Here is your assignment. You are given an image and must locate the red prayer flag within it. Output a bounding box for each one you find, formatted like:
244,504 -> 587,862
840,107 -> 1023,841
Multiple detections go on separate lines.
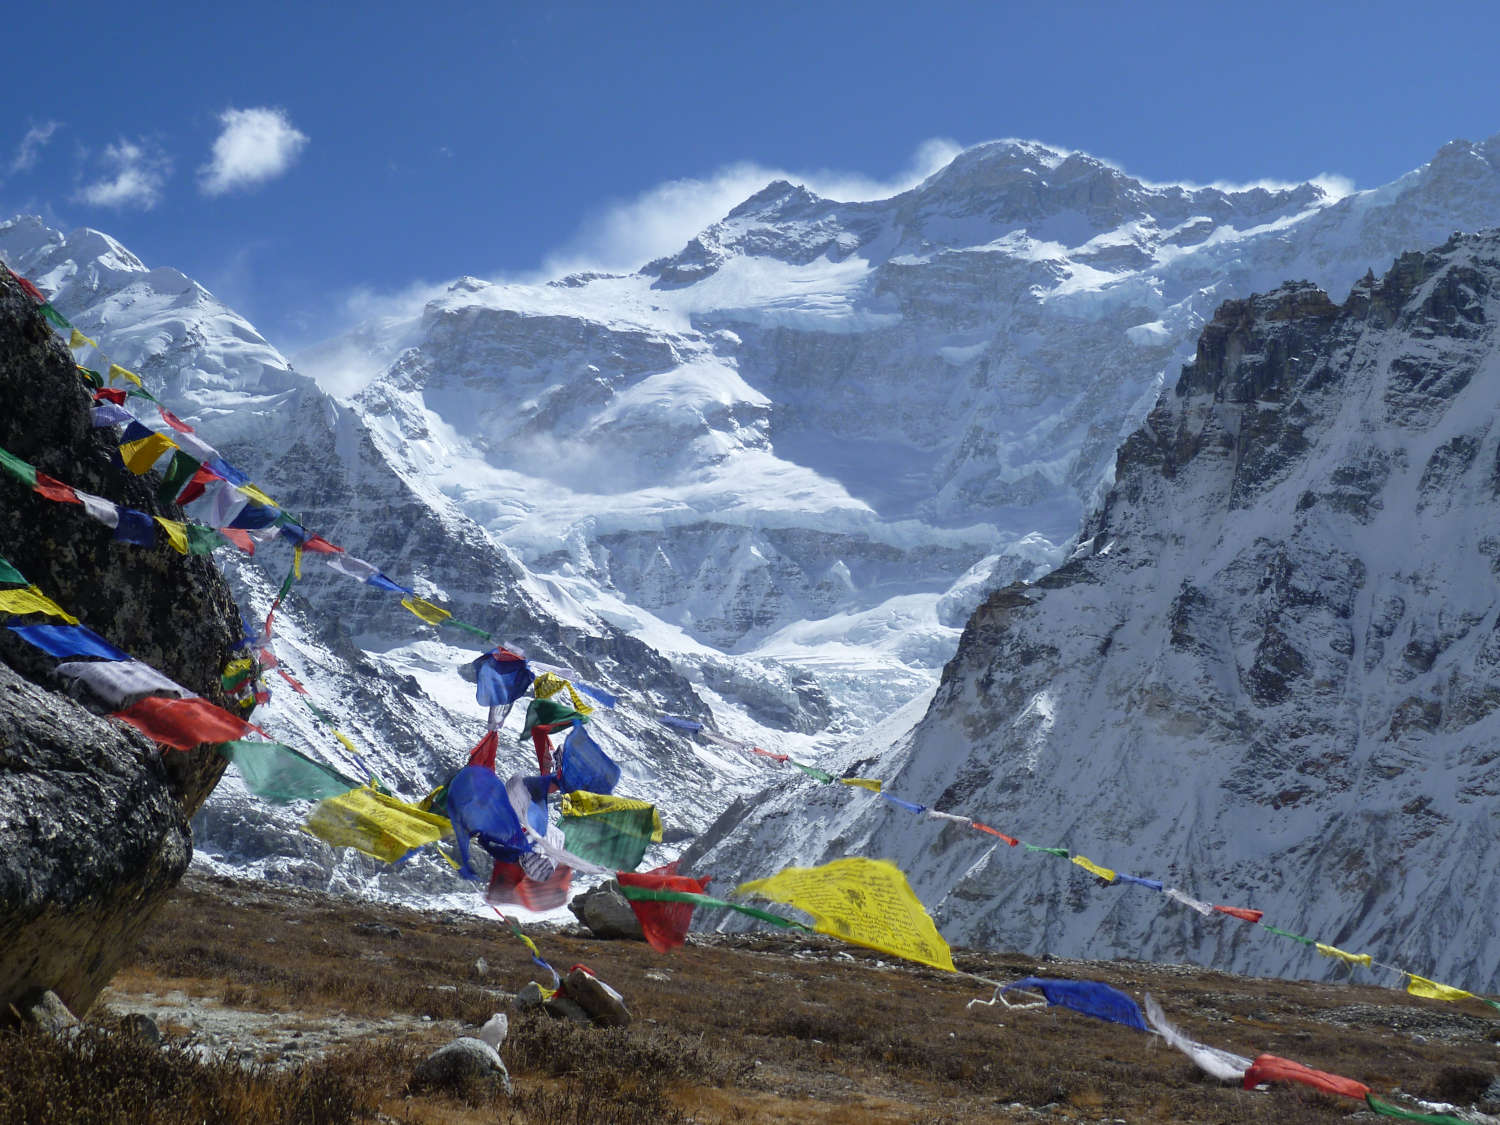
216,526 -> 254,553
14,274 -> 47,303
276,666 -> 309,695
972,821 -> 1020,846
93,387 -> 129,406
111,696 -> 255,750
33,472 -> 81,504
752,746 -> 790,762
301,535 -> 343,554
617,865 -> 712,952
1214,905 -> 1264,923
467,730 -> 498,770
157,405 -> 194,433
487,859 -> 573,911
531,727 -> 554,773
1242,1055 -> 1370,1099
175,465 -> 221,506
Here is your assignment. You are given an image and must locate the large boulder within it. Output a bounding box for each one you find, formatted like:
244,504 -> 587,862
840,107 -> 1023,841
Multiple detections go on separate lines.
0,265 -> 242,1018
567,879 -> 645,941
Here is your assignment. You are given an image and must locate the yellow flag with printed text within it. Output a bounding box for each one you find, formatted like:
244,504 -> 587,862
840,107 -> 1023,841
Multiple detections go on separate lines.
1406,974 -> 1475,1002
737,857 -> 955,972
532,671 -> 594,715
302,786 -> 450,863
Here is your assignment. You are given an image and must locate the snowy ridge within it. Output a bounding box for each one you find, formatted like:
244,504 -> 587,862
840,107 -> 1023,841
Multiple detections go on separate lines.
689,232 -> 1500,992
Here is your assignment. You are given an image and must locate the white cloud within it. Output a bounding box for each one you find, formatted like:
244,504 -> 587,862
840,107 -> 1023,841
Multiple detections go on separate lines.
199,107 -> 308,196
74,139 -> 170,210
9,121 -> 61,175
543,137 -> 963,276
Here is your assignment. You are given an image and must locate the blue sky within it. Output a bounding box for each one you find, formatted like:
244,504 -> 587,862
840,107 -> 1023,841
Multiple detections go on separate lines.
2,0 -> 1496,351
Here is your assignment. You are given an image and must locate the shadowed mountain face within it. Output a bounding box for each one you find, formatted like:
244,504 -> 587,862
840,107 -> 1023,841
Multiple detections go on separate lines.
687,230 -> 1500,993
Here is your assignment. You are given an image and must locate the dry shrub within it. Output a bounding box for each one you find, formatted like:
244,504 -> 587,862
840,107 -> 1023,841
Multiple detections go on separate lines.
505,1009 -> 740,1087
504,1073 -> 690,1125
0,1026 -> 359,1125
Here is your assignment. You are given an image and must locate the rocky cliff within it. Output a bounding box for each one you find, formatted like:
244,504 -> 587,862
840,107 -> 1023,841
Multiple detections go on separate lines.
687,230 -> 1500,993
0,267 -> 243,1017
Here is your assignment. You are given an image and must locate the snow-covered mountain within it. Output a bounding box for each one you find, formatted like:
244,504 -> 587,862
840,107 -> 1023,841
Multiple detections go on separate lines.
688,231 -> 1500,992
4,131 -> 1500,932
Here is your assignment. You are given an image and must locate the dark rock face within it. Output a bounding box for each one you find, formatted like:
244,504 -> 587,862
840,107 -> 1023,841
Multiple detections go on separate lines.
0,268 -> 242,1016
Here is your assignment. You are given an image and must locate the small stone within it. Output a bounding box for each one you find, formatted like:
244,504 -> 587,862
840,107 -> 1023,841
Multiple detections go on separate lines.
119,1012 -> 161,1044
543,996 -> 593,1025
409,1037 -> 512,1097
514,981 -> 548,1011
26,990 -> 78,1035
563,968 -> 631,1028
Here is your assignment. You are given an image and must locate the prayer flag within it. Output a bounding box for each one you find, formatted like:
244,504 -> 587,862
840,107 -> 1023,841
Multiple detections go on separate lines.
840,778 -> 883,792
616,866 -> 713,951
1004,978 -> 1148,1030
156,452 -> 201,506
559,791 -> 661,872
447,766 -> 530,879
324,553 -> 379,582
1165,887 -> 1215,916
1071,855 -> 1116,883
793,761 -> 834,783
401,595 -> 451,626
120,430 -> 176,475
107,363 -> 141,387
1144,995 -> 1251,1081
69,327 -> 96,350
184,524 -> 228,554
0,586 -> 79,623
736,857 -> 955,973
303,787 -> 452,864
0,557 -> 27,588
219,740 -> 359,804
617,882 -> 811,937
39,303 -> 70,331
659,714 -> 702,732
1366,1094 -> 1471,1123
110,695 -> 254,750
157,405 -> 193,432
365,572 -> 412,594
1315,942 -> 1372,968
227,502 -> 279,530
467,730 -> 499,770
55,660 -> 191,708
1404,974 -> 1476,1003
1114,872 -> 1164,890
93,387 -> 128,405
1025,844 -> 1069,857
91,403 -> 135,428
1241,1054 -> 1369,1099
112,509 -> 156,547
204,456 -> 249,486
532,671 -> 594,716
13,273 -> 46,302
176,465 -> 221,507
557,721 -> 620,795
235,483 -> 278,508
33,472 -> 80,504
487,858 -> 573,912
153,517 -> 190,554
1262,923 -> 1316,945
880,792 -> 926,813
518,696 -> 588,739
972,821 -> 1019,845
1213,905 -> 1264,923
0,446 -> 38,487
9,623 -> 129,661
75,490 -> 120,528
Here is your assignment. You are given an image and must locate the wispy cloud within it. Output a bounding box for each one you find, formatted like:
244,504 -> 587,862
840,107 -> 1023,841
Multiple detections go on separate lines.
74,139 -> 171,210
199,107 -> 308,196
542,137 -> 963,276
9,121 -> 61,175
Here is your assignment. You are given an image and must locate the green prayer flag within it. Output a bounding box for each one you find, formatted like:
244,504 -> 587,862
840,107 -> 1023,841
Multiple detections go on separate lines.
39,303 -> 70,331
560,802 -> 660,871
76,366 -> 103,389
184,524 -> 228,555
219,740 -> 359,804
616,885 -> 813,931
0,557 -> 27,588
1024,844 -> 1070,857
445,618 -> 492,639
1262,923 -> 1317,945
792,761 -> 835,783
518,696 -> 588,738
1366,1095 -> 1468,1123
0,445 -> 38,488
277,566 -> 296,599
157,451 -> 201,507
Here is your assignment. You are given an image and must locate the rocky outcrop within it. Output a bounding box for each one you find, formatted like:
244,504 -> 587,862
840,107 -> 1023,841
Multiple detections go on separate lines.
0,266 -> 242,1017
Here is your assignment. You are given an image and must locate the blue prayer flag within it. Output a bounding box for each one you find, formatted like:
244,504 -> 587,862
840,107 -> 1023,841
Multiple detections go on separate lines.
1003,978 -> 1148,1031
112,509 -> 155,546
205,457 -> 250,486
576,682 -> 618,708
8,624 -> 130,662
1115,872 -> 1165,891
446,766 -> 529,880
476,650 -> 534,706
364,572 -> 412,594
880,792 -> 927,814
227,503 -> 279,530
659,714 -> 702,732
558,720 -> 620,795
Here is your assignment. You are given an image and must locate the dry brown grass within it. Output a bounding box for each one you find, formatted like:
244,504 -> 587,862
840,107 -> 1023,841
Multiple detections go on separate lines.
16,871 -> 1495,1124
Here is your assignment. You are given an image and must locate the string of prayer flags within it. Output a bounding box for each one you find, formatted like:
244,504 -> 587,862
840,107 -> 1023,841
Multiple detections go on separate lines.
401,595 -> 451,626
218,740 -> 359,804
616,866 -> 714,951
1404,974 -> 1478,1003
56,660 -> 191,708
0,585 -> 80,623
110,695 -> 255,750
1165,887 -> 1215,916
1214,905 -> 1264,923
736,857 -> 956,973
1241,1054 -> 1370,1099
1003,978 -> 1148,1031
1143,994 -> 1251,1081
1316,942 -> 1373,968
839,777 -> 882,792
445,766 -> 530,879
8,623 -> 129,661
303,786 -> 452,864
617,879 -> 813,946
558,791 -> 662,872
1365,1095 -> 1471,1123
1071,855 -> 1117,883
556,720 -> 620,796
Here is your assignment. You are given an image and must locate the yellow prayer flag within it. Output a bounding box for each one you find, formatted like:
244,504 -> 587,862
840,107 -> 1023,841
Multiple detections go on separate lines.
532,671 -> 594,715
839,777 -> 883,793
153,517 -> 189,554
0,585 -> 80,624
1071,854 -> 1117,883
1316,942 -> 1372,967
120,432 -> 176,474
400,595 -> 452,626
333,729 -> 359,756
301,786 -> 451,864
235,483 -> 278,508
69,328 -> 97,350
1406,974 -> 1475,1002
107,363 -> 142,387
560,791 -> 664,841
737,857 -> 956,973
292,544 -> 304,579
